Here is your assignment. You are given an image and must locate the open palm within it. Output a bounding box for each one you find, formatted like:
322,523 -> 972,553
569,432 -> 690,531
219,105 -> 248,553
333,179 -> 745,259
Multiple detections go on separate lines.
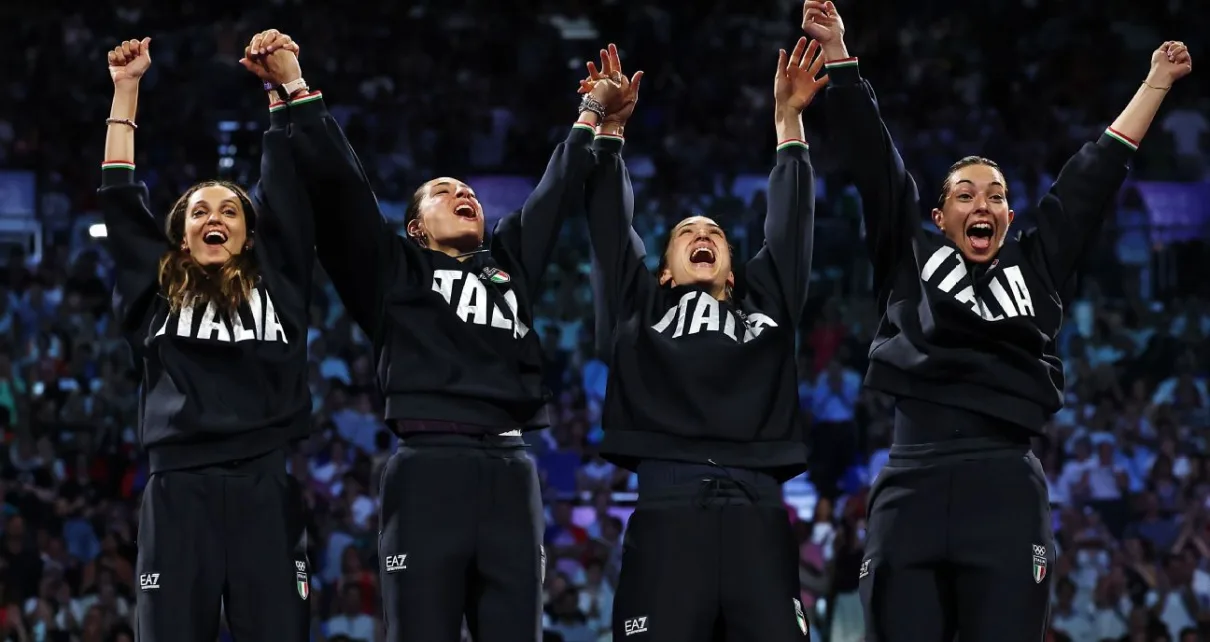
775,38 -> 829,113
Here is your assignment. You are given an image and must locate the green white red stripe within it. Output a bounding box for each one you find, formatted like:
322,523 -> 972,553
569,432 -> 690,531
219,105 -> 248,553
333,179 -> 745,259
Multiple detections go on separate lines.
573,121 -> 595,133
824,57 -> 859,69
777,139 -> 809,152
101,161 -> 135,170
1105,127 -> 1139,151
269,101 -> 287,112
288,91 -> 323,106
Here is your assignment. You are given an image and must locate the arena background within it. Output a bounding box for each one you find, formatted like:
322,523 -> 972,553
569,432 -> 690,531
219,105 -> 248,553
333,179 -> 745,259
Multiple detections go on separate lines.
0,0 -> 1207,640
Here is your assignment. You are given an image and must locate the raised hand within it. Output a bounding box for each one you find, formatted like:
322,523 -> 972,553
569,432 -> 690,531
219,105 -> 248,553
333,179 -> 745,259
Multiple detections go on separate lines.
239,29 -> 303,86
802,1 -> 844,47
108,38 -> 151,86
1150,41 -> 1193,86
578,44 -> 644,126
775,38 -> 829,114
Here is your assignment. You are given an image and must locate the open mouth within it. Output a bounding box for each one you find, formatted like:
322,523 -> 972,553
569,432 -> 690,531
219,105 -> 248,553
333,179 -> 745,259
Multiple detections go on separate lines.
454,204 -> 477,220
203,229 -> 228,245
966,221 -> 994,252
689,244 -> 716,267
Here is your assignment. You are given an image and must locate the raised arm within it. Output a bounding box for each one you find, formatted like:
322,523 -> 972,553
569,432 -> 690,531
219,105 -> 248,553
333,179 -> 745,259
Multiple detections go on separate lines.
240,32 -> 316,292
804,1 -> 923,295
746,37 -> 825,326
495,44 -> 639,301
579,47 -> 652,356
244,34 -> 400,337
98,38 -> 169,339
586,133 -> 649,360
1031,41 -> 1193,290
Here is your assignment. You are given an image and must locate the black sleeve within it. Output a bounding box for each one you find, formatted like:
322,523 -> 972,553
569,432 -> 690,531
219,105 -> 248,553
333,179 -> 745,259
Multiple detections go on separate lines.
283,92 -> 401,338
248,104 -> 316,292
745,141 -> 816,326
824,59 -> 923,297
1027,130 -> 1135,289
97,164 -> 169,340
586,134 -> 655,360
492,124 -> 596,301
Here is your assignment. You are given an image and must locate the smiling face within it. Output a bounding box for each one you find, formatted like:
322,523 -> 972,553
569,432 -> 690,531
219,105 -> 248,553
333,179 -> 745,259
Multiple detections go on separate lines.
178,184 -> 251,266
405,177 -> 484,255
659,216 -> 734,300
931,158 -> 1015,263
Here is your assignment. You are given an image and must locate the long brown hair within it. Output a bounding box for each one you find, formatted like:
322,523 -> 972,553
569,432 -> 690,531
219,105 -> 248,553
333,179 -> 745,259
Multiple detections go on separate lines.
157,180 -> 259,314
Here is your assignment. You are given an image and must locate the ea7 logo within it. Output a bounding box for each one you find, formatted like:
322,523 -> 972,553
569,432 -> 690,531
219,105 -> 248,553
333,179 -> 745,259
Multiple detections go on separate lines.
385,554 -> 408,573
624,617 -> 648,636
139,574 -> 160,590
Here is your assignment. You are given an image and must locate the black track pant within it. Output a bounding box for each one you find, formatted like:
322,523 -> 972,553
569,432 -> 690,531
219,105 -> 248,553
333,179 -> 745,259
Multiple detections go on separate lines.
860,444 -> 1053,642
378,434 -> 544,642
136,450 -> 310,642
612,463 -> 809,642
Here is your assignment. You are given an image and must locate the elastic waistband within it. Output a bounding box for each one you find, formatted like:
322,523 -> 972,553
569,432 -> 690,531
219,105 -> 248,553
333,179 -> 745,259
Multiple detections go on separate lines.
185,448 -> 287,475
397,432 -> 527,451
394,419 -> 523,437
893,398 -> 1031,447
636,460 -> 782,508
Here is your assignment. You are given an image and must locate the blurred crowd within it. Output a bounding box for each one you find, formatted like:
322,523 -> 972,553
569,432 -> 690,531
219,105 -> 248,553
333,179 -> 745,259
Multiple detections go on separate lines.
0,0 -> 1207,641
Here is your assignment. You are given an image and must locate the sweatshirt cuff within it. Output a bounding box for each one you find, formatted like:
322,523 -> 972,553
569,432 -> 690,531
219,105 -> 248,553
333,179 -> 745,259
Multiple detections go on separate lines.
775,139 -> 810,161
569,121 -> 596,145
592,132 -> 624,154
268,99 -> 289,129
823,57 -> 862,86
100,161 -> 136,186
1099,128 -> 1139,162
285,90 -> 327,124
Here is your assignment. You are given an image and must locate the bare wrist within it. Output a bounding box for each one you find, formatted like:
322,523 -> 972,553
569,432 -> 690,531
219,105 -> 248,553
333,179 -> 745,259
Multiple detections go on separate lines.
112,81 -> 139,95
822,42 -> 850,62
774,108 -> 803,124
577,111 -> 600,126
600,120 -> 625,136
1144,69 -> 1173,88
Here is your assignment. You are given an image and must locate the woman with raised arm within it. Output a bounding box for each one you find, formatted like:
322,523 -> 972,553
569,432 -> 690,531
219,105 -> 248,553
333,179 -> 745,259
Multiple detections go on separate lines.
243,33 -> 627,642
584,40 -> 823,641
802,2 -> 1193,640
100,36 -> 315,642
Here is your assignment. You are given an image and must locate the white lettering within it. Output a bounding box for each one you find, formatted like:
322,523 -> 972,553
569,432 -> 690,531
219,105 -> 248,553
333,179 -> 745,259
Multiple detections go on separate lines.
624,617 -> 649,636
150,287 -> 289,344
670,292 -> 695,338
431,269 -> 460,303
920,247 -> 1037,321
196,302 -> 231,341
688,295 -> 720,335
456,275 -> 489,325
650,291 -> 777,344
987,278 -> 1020,318
1003,266 -> 1035,316
501,290 -> 529,339
423,270 -> 530,339
385,554 -> 408,573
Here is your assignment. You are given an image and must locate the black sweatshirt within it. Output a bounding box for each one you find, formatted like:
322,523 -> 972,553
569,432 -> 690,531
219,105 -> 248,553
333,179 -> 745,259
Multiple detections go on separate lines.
823,59 -> 1135,437
100,105 -> 315,473
587,134 -> 816,481
285,92 -> 594,432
